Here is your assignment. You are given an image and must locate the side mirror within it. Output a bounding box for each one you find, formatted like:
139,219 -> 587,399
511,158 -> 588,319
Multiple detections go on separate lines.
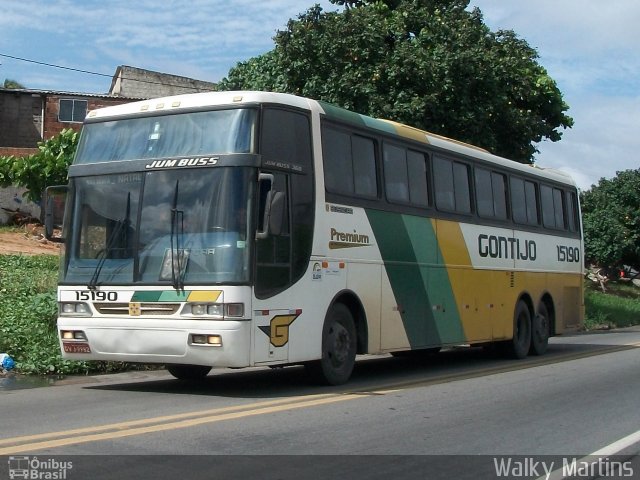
44,185 -> 68,243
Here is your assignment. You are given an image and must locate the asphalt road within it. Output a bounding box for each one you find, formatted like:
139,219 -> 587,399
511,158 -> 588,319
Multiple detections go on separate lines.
1,328 -> 639,479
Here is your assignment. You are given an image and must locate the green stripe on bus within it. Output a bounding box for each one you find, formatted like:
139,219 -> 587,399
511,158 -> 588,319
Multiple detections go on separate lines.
131,291 -> 189,302
402,216 -> 466,344
366,210 -> 441,348
367,210 -> 466,347
158,290 -> 190,302
318,101 -> 398,136
131,291 -> 162,302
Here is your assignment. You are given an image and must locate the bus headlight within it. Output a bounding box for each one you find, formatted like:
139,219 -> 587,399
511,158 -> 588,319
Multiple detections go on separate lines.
183,303 -> 244,319
59,302 -> 91,316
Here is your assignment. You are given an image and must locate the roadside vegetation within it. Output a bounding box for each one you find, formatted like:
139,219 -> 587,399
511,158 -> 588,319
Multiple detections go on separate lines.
584,281 -> 640,330
0,254 -> 139,375
0,250 -> 638,376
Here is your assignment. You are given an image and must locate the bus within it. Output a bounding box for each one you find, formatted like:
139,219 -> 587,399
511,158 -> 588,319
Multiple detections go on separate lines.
45,91 -> 584,385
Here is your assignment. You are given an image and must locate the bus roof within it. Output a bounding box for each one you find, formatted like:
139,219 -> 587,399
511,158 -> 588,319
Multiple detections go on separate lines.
85,90 -> 576,187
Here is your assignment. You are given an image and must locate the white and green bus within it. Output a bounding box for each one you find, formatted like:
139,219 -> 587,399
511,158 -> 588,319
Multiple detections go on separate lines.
46,91 -> 584,385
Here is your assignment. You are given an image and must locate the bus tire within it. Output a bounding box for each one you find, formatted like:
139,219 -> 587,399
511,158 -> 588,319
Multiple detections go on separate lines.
306,303 -> 357,386
504,300 -> 531,359
167,364 -> 211,380
530,303 -> 550,356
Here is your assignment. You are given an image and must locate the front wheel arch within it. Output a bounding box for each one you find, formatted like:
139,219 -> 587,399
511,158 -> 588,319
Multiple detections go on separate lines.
329,290 -> 368,354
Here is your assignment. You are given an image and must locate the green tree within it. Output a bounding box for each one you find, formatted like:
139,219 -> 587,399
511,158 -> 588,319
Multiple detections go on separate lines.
3,78 -> 25,89
581,169 -> 640,268
0,128 -> 77,203
219,0 -> 572,163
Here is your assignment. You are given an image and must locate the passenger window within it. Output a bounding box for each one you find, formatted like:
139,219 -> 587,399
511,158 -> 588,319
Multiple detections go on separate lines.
407,150 -> 429,207
434,156 -> 455,211
384,144 -> 409,203
322,126 -> 377,198
352,135 -> 377,197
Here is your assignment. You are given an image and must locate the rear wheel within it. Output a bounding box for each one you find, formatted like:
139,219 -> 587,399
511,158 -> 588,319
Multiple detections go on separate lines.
504,300 -> 531,359
306,303 -> 357,385
530,302 -> 550,356
167,364 -> 211,380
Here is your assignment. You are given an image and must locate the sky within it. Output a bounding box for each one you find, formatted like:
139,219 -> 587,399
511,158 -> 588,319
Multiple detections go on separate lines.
1,0 -> 638,191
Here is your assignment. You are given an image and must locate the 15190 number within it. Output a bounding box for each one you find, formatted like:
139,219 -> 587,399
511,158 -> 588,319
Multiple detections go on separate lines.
557,245 -> 580,263
75,291 -> 118,301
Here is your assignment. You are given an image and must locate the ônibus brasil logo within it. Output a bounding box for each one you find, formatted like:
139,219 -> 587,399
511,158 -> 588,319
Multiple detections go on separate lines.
8,456 -> 73,480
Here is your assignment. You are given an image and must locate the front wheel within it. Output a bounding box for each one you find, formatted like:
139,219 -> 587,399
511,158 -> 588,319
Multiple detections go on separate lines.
305,303 -> 357,385
167,364 -> 211,381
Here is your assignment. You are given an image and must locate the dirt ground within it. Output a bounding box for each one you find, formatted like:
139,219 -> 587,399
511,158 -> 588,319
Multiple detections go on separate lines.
0,227 -> 61,255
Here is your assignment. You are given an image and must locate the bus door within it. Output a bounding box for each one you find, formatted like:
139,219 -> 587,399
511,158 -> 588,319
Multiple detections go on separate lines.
252,172 -> 293,364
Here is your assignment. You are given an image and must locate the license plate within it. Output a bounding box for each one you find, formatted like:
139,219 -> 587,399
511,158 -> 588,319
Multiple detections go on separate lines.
63,342 -> 91,354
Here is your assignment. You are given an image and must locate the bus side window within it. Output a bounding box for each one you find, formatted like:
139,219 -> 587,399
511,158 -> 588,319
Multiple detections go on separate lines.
541,184 -> 565,230
434,156 -> 470,214
322,127 -> 352,195
384,143 -> 409,203
511,177 -> 539,226
566,191 -> 579,232
352,135 -> 377,197
434,156 -> 455,211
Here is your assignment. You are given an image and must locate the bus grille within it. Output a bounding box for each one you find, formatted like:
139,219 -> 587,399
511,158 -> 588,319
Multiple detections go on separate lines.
93,303 -> 180,316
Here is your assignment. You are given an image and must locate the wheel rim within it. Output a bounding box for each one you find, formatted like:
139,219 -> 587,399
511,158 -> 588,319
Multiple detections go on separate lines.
534,313 -> 548,342
327,322 -> 350,367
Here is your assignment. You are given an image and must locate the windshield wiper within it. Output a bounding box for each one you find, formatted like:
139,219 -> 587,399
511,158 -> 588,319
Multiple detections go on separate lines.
170,180 -> 186,291
88,192 -> 131,290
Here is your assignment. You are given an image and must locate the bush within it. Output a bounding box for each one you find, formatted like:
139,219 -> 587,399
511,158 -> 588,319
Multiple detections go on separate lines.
0,255 -> 88,374
0,255 -> 158,375
0,128 -> 77,203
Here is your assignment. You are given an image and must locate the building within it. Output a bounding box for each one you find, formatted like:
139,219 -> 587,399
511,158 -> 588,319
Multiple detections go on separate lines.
0,88 -> 135,158
109,65 -> 216,99
0,66 -> 216,223
0,65 -> 217,158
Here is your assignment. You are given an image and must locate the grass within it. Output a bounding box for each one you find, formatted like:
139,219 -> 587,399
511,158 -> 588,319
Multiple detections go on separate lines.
0,225 -> 25,233
584,280 -> 640,330
0,254 -> 75,374
0,255 -> 138,375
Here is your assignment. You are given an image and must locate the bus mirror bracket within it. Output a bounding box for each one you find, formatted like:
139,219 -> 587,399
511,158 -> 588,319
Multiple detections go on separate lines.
44,185 -> 68,243
256,173 -> 274,240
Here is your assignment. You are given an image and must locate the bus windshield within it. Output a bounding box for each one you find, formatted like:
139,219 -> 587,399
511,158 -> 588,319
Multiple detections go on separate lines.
75,108 -> 256,163
63,167 -> 254,286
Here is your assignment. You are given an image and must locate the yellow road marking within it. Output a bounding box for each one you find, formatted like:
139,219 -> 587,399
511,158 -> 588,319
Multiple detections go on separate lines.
1,340 -> 638,454
0,393 -> 359,455
0,393 -> 344,448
